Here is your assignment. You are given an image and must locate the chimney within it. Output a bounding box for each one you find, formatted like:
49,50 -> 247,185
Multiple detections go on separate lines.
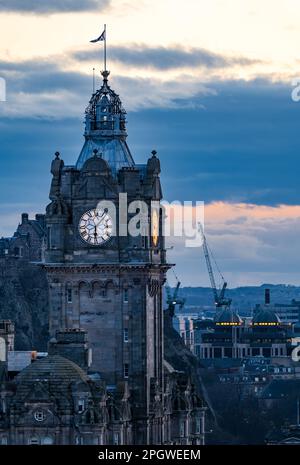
21,213 -> 29,224
35,214 -> 45,229
48,329 -> 90,371
265,288 -> 271,305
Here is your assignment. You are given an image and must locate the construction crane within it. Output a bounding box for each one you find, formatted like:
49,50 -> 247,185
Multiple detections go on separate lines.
198,222 -> 232,310
165,277 -> 186,317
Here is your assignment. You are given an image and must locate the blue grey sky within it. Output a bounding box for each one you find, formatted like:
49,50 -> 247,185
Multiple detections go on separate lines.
1,0 -> 300,286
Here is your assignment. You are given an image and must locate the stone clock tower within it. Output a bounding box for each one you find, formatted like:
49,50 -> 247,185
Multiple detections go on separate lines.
44,70 -> 170,442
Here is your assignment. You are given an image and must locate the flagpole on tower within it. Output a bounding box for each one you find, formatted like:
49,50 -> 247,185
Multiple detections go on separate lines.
90,25 -> 107,75
104,24 -> 107,72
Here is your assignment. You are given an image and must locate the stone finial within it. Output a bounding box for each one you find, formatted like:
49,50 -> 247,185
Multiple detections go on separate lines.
151,150 -> 157,157
55,151 -> 60,159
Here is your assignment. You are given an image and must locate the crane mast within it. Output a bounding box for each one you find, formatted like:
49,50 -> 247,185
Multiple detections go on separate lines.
198,223 -> 232,310
165,279 -> 186,317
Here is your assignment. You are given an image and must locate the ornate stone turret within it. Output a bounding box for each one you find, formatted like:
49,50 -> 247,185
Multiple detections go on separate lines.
76,71 -> 134,173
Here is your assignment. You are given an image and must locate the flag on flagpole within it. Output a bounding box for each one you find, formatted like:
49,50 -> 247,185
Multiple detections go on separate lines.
90,30 -> 106,43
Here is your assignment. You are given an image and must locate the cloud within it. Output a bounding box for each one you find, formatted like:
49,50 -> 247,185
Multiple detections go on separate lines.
75,45 -> 259,71
0,0 -> 109,14
0,58 -> 298,210
0,57 -> 216,118
167,202 -> 300,286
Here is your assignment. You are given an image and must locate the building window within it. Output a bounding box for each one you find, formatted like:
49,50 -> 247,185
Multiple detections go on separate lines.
124,328 -> 129,343
67,288 -> 72,303
123,289 -> 128,303
124,363 -> 129,378
34,410 -> 46,422
1,436 -> 7,445
113,433 -> 119,445
78,399 -> 85,413
180,420 -> 186,437
47,227 -> 52,249
195,418 -> 201,434
29,436 -> 40,445
13,246 -> 23,257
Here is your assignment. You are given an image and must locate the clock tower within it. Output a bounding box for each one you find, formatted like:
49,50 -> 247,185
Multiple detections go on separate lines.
44,70 -> 169,443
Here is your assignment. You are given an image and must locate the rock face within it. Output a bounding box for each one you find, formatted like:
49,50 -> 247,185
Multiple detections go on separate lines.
0,212 -> 48,350
0,263 -> 49,351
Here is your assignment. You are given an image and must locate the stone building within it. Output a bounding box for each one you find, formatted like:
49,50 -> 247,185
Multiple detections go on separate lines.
0,213 -> 45,263
197,307 -> 292,360
0,321 -> 14,362
0,69 -> 206,445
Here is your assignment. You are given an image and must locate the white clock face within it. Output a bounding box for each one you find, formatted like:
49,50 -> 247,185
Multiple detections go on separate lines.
79,208 -> 113,245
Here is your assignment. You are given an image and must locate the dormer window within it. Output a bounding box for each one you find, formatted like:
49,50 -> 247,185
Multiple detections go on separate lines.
78,399 -> 85,413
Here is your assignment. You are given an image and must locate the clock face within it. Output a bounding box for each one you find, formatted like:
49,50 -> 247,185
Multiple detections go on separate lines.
79,208 -> 113,245
152,209 -> 159,247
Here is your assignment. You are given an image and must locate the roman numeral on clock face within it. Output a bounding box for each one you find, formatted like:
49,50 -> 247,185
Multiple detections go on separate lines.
79,209 -> 113,246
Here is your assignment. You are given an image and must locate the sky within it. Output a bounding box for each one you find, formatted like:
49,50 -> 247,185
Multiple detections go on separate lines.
0,0 -> 300,287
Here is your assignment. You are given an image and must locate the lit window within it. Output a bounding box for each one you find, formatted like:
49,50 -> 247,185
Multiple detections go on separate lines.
124,289 -> 128,303
124,363 -> 129,378
124,328 -> 129,343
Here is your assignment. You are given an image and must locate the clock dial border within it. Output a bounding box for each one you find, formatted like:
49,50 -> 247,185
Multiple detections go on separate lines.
78,208 -> 113,246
